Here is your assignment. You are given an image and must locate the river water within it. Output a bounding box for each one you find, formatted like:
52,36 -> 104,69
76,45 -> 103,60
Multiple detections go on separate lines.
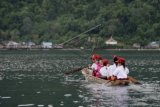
0,50 -> 160,107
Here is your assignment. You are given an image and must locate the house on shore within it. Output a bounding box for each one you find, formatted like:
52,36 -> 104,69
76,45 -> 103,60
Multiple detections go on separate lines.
105,36 -> 117,45
133,43 -> 141,49
27,42 -> 36,49
146,41 -> 159,49
54,44 -> 63,49
42,42 -> 52,49
6,41 -> 19,49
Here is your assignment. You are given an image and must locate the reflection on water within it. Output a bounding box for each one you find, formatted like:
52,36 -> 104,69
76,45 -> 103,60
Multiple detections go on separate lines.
0,50 -> 160,107
83,83 -> 129,107
81,82 -> 160,107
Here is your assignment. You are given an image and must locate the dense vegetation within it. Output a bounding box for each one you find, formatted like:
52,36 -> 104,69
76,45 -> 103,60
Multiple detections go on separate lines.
0,0 -> 160,47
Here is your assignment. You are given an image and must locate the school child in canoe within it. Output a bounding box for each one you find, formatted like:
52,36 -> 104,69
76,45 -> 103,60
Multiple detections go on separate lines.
111,57 -> 129,80
89,54 -> 102,76
98,59 -> 110,79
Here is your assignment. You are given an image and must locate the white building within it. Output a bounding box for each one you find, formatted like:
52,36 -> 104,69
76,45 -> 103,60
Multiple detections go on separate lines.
54,44 -> 63,49
147,41 -> 159,48
105,36 -> 117,45
42,42 -> 52,48
27,42 -> 36,48
6,41 -> 19,49
133,43 -> 141,48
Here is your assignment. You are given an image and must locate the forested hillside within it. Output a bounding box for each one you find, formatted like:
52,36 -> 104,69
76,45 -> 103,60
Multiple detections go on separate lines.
0,0 -> 160,47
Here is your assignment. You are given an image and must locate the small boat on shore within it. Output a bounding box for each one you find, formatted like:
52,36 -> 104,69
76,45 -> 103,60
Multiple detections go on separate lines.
81,68 -> 141,86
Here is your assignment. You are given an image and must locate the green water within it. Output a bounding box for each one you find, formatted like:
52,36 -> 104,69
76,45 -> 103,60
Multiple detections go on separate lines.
0,50 -> 160,107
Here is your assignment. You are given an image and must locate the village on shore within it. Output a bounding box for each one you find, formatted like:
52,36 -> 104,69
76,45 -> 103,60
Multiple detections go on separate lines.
0,41 -> 63,50
0,36 -> 159,50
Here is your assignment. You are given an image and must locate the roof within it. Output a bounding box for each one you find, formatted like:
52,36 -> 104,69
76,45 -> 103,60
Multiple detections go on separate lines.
106,36 -> 117,42
7,41 -> 18,45
105,36 -> 117,45
42,42 -> 52,45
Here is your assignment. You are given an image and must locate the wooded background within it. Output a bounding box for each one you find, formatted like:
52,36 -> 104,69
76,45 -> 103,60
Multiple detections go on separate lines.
0,0 -> 160,47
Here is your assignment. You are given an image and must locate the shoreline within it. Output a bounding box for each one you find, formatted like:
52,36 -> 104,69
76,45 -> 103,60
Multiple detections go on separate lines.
0,48 -> 160,51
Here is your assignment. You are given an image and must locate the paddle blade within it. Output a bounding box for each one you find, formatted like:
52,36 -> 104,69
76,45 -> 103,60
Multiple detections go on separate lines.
128,76 -> 141,85
64,67 -> 83,75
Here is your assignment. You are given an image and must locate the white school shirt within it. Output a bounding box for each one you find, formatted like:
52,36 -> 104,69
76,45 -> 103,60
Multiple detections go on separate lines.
124,67 -> 129,75
108,63 -> 117,76
112,66 -> 129,79
91,63 -> 97,71
99,66 -> 109,77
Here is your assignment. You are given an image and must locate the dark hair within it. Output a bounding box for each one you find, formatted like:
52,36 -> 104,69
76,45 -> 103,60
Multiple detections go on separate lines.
122,63 -> 126,69
114,58 -> 118,66
103,63 -> 107,66
114,57 -> 118,62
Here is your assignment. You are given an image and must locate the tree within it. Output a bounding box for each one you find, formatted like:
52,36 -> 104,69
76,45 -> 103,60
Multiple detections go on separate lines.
20,17 -> 33,35
0,0 -> 160,47
10,29 -> 20,41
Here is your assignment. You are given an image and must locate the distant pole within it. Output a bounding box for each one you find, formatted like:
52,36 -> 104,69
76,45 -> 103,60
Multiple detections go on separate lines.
60,24 -> 101,45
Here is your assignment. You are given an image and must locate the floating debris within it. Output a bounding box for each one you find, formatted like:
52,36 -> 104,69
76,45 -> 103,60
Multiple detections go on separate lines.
64,94 -> 72,97
18,104 -> 34,107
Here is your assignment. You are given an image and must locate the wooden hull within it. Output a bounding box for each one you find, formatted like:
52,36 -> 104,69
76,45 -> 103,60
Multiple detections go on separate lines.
82,68 -> 132,86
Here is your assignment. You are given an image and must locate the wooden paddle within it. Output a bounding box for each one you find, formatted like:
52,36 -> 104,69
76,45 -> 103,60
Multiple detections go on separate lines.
64,67 -> 85,75
104,76 -> 141,85
128,76 -> 141,85
63,25 -> 100,76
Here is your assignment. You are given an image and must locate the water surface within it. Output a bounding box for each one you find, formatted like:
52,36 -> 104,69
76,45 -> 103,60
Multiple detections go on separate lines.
0,50 -> 160,107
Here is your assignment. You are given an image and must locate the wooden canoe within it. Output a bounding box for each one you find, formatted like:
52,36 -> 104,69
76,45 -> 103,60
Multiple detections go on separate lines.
81,68 -> 140,86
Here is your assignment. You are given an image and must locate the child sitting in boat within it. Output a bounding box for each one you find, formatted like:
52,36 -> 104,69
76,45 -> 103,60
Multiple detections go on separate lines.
89,54 -> 102,76
98,59 -> 110,79
108,55 -> 119,79
109,55 -> 119,72
111,57 -> 129,80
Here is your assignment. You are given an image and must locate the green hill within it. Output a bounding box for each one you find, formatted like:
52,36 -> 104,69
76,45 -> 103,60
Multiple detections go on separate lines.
0,0 -> 160,47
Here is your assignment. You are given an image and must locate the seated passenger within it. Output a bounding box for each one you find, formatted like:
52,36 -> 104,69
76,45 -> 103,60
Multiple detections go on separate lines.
89,54 -> 102,76
111,57 -> 129,80
108,55 -> 119,77
99,59 -> 110,79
